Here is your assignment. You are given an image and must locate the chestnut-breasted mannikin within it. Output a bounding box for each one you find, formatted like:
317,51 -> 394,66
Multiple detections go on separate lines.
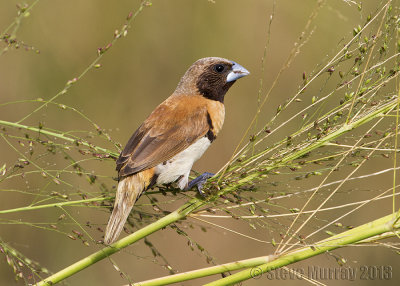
104,57 -> 249,244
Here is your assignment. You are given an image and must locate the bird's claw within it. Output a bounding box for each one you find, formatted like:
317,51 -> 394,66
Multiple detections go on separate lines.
187,172 -> 215,197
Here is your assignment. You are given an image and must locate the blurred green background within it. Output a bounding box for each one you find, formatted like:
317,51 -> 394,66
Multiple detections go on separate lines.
1,1 -> 399,285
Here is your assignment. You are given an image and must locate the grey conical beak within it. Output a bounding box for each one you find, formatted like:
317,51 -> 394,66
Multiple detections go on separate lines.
226,61 -> 250,82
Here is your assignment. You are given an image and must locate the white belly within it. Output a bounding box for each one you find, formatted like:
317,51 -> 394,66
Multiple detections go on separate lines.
155,137 -> 211,189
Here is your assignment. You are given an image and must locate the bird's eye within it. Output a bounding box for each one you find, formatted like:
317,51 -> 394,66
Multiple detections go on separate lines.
214,64 -> 225,73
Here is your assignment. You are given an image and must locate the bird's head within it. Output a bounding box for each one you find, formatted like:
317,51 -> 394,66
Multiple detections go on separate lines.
174,57 -> 250,102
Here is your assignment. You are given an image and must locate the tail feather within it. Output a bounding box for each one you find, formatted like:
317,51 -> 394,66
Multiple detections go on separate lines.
104,174 -> 147,244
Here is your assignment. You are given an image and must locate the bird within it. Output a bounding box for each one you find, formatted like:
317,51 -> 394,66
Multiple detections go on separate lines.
104,57 -> 249,244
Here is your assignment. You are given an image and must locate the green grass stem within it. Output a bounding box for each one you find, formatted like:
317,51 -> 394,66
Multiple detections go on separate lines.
0,120 -> 119,158
205,213 -> 400,286
0,197 -> 110,214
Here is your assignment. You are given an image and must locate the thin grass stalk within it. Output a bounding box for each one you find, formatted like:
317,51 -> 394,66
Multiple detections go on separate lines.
0,197 -> 110,214
0,120 -> 118,157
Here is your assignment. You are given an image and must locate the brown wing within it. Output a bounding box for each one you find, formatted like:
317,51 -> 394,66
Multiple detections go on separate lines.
116,95 -> 211,178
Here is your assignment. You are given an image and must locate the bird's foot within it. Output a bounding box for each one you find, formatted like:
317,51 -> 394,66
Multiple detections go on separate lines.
187,172 -> 215,197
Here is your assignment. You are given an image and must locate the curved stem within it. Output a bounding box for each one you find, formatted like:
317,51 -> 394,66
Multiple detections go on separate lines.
133,256 -> 275,286
205,213 -> 400,286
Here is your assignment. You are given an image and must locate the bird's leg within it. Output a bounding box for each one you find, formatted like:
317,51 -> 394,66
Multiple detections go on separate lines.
187,172 -> 215,197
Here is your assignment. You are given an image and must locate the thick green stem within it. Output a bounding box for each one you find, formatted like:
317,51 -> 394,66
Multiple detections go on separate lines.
35,199 -> 204,286
205,213 -> 400,286
133,256 -> 275,286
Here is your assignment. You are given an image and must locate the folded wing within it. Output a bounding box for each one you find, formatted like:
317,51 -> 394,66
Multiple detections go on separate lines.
116,95 -> 210,178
